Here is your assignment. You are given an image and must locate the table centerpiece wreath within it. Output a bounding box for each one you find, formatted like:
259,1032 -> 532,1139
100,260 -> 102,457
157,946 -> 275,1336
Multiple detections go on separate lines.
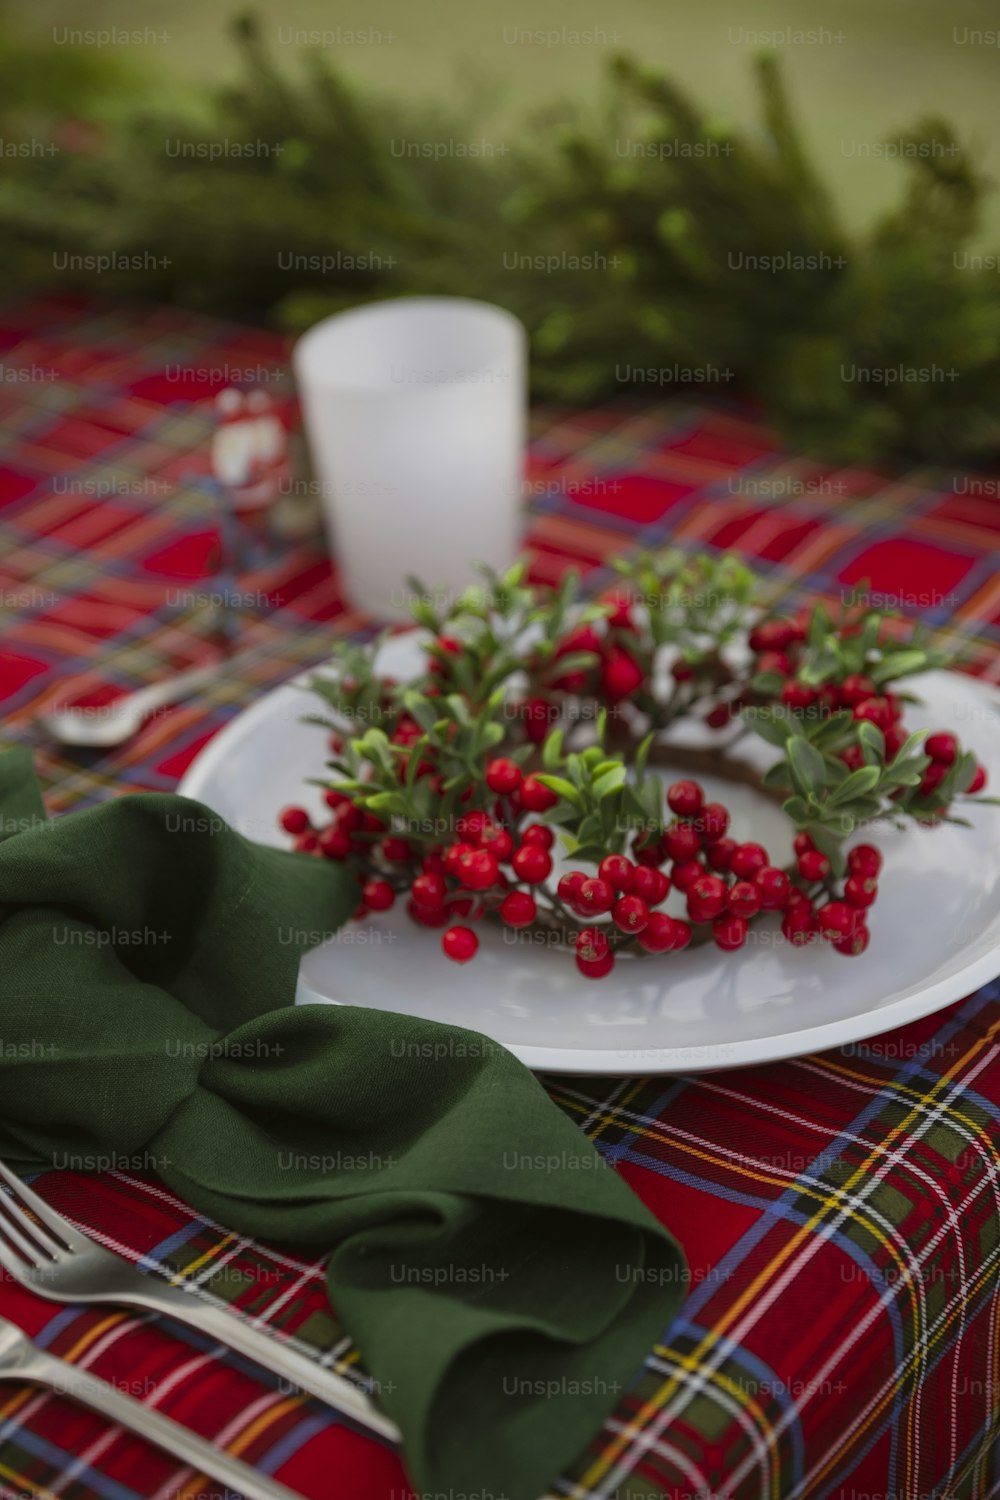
278,551 -> 994,978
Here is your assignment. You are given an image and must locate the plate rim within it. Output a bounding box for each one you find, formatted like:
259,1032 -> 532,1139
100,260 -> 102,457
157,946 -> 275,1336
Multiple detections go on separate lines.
179,657 -> 1000,1074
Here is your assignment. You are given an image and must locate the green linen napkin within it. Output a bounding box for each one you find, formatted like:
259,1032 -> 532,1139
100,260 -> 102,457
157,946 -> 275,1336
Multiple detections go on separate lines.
0,747 -> 685,1500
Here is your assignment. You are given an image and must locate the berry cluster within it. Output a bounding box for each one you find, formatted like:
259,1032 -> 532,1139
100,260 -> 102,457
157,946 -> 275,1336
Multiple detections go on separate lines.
281,772 -> 888,978
279,550 -> 993,979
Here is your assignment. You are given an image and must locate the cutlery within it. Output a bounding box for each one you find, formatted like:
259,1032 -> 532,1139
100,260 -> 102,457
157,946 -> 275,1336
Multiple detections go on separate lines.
36,661 -> 229,748
0,1159 -> 401,1444
0,1312 -> 301,1500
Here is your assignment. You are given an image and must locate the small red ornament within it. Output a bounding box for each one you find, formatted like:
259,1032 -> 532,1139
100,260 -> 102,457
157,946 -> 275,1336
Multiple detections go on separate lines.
500,890 -> 537,928
442,925 -> 478,962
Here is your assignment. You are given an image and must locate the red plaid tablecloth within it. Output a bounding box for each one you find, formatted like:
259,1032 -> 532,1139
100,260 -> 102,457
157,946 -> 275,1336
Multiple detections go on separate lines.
1,293 -> 1000,1500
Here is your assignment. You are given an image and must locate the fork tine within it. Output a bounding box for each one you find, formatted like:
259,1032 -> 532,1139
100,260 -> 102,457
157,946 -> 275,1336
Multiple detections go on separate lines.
0,1200 -> 51,1268
0,1228 -> 35,1283
0,1158 -> 83,1254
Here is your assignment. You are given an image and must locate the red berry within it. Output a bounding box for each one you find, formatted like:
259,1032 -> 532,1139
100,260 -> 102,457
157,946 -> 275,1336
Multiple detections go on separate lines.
407,899 -> 448,928
705,837 -> 737,873
412,871 -> 446,909
557,871 -> 586,907
576,926 -> 609,962
636,911 -> 675,953
730,843 -> 768,879
853,697 -> 892,730
599,854 -> 634,892
521,823 -> 555,850
841,745 -> 865,771
576,950 -> 615,979
969,764 -> 988,794
793,831 -> 815,857
606,594 -> 635,630
519,776 -> 558,812
797,850 -> 830,882
554,624 -> 602,659
754,866 -> 791,911
632,839 -> 667,867
713,914 -> 749,951
381,836 -> 412,862
757,650 -> 792,677
667,780 -> 704,817
485,757 -> 522,794
847,843 -> 882,878
817,901 -> 855,941
575,926 -> 614,977
727,880 -> 762,917
782,681 -> 817,711
749,618 -> 798,653
457,848 -> 500,890
844,874 -> 877,908
613,894 -> 649,934
323,788 -> 351,811
500,890 -> 537,928
335,802 -> 363,834
705,704 -> 731,730
696,802 -> 730,842
362,878 -> 395,912
671,660 -> 695,682
671,919 -> 692,950
925,732 -> 957,765
578,877 -> 614,914
523,696 -> 556,744
838,674 -> 877,708
442,925 -> 478,962
688,874 -> 727,920
671,859 -> 704,892
479,824 -> 514,861
318,823 -> 351,859
664,822 -> 701,862
833,924 -> 870,957
601,645 -> 644,702
279,805 -> 310,835
511,844 -> 551,884
920,763 -> 948,797
782,908 -> 817,945
444,841 -> 474,876
293,830 -> 319,854
456,810 -> 490,841
630,865 -> 669,905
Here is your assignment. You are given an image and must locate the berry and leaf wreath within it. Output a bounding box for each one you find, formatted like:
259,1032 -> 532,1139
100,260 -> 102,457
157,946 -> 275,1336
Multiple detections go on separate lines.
279,550 -> 994,979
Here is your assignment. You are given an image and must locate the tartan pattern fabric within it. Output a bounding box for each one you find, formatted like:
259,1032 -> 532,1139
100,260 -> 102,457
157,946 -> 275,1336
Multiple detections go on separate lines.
1,293 -> 1000,1499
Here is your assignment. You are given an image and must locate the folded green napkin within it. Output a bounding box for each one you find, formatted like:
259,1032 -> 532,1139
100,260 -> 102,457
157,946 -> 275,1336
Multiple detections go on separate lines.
0,748 -> 685,1500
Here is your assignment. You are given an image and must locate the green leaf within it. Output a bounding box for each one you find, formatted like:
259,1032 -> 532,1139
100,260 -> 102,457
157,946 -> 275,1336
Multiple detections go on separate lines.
750,670 -> 785,695
592,765 -> 628,799
542,728 -> 564,769
870,650 -> 928,685
803,822 -> 846,877
743,707 -> 795,748
828,765 -> 880,805
788,737 -> 825,796
403,692 -> 441,732
782,795 -> 811,823
857,721 -> 885,765
535,774 -> 581,806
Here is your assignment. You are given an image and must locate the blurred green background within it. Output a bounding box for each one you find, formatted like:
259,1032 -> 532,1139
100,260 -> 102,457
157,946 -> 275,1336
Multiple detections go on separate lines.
5,0 -> 999,464
23,0 -> 1000,237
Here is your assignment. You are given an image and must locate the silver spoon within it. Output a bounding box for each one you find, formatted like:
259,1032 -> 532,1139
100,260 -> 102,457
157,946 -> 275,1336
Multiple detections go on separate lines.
37,660 -> 228,748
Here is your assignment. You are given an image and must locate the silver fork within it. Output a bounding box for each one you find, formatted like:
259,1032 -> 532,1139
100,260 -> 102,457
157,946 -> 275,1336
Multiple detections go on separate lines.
0,1159 -> 400,1444
0,1312 -> 301,1500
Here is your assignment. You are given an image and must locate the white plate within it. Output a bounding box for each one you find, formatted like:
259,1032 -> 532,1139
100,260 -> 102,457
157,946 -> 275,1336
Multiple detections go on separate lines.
179,637 -> 1000,1073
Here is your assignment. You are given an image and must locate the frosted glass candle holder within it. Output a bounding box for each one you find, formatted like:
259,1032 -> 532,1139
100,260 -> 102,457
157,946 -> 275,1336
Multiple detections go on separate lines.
293,297 -> 527,621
